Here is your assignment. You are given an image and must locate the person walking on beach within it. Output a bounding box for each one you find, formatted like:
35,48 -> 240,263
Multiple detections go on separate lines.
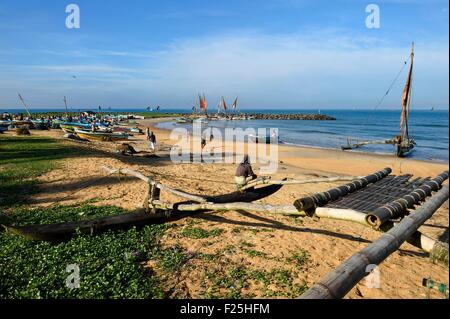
235,155 -> 257,190
147,129 -> 156,152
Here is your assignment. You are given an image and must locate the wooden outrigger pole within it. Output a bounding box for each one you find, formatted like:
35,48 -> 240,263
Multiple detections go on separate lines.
342,43 -> 416,157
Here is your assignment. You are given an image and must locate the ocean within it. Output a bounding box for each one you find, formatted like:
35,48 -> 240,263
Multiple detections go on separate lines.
155,109 -> 449,163
3,108 -> 448,162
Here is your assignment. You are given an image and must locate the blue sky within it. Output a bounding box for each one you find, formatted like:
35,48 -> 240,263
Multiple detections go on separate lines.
0,0 -> 448,109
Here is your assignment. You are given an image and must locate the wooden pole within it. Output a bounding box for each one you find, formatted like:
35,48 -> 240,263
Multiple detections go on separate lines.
240,175 -> 363,191
299,185 -> 449,299
101,165 -> 207,203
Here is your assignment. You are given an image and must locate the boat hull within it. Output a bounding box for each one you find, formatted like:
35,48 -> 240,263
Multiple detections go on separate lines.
75,129 -> 129,141
397,144 -> 414,157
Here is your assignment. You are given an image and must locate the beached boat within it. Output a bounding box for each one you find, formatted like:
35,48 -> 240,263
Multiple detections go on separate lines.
4,184 -> 283,241
60,124 -> 87,133
342,43 -> 416,157
0,120 -> 11,128
74,128 -> 129,141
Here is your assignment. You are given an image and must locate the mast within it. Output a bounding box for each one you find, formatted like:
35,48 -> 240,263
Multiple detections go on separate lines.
63,96 -> 69,117
400,42 -> 414,140
18,93 -> 31,117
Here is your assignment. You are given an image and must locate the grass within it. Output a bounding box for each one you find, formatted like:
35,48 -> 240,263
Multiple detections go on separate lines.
202,263 -> 308,298
0,205 -> 170,298
243,249 -> 267,258
180,226 -> 224,239
287,250 -> 310,268
0,135 -> 179,298
0,135 -> 85,208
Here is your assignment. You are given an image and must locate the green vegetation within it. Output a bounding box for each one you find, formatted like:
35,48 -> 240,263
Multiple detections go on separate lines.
0,135 -> 85,208
181,226 -> 224,239
155,245 -> 189,272
231,226 -> 273,235
202,263 -> 308,299
0,205 -> 170,299
243,249 -> 267,258
0,204 -> 124,226
287,250 -> 310,268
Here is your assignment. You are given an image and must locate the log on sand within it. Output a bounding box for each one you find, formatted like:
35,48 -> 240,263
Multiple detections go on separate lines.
299,185 -> 449,299
101,165 -> 208,203
239,175 -> 363,191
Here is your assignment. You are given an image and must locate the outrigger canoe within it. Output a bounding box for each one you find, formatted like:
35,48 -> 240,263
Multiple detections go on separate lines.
74,128 -> 129,141
4,184 -> 283,241
60,122 -> 91,133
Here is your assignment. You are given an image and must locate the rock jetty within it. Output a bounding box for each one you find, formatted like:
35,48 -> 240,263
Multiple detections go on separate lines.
247,113 -> 336,120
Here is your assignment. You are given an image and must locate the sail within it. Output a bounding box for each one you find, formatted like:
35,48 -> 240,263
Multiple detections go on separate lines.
400,43 -> 414,138
203,94 -> 207,110
232,97 -> 238,109
198,93 -> 207,111
222,96 -> 228,110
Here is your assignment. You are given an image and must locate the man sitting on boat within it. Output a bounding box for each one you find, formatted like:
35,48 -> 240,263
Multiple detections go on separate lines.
235,155 -> 257,190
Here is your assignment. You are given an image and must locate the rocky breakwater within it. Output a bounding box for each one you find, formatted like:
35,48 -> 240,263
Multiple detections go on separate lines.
248,113 -> 336,120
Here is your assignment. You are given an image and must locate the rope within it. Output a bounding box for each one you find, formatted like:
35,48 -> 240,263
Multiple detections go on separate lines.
372,55 -> 411,112
342,54 -> 411,147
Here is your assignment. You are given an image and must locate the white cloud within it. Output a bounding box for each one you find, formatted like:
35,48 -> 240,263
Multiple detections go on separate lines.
0,29 -> 448,109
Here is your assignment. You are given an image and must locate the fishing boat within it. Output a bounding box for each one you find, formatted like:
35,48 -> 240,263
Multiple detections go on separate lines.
11,120 -> 34,128
0,120 -> 10,133
113,126 -> 143,134
342,43 -> 416,158
0,120 -> 11,127
74,128 -> 129,141
60,122 -> 91,133
4,184 -> 283,241
176,117 -> 192,124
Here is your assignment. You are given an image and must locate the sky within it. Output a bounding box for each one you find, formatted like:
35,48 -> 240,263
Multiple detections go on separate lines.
0,0 -> 448,110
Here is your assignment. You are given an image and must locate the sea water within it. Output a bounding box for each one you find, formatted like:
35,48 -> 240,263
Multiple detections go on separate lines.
156,109 -> 449,162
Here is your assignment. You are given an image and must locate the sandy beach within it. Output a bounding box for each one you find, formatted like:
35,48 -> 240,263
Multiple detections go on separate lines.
5,118 -> 448,299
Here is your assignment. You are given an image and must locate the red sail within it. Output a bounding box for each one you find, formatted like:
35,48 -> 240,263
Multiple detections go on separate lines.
203,94 -> 207,110
232,97 -> 238,109
400,44 -> 414,135
222,96 -> 227,110
199,94 -> 207,110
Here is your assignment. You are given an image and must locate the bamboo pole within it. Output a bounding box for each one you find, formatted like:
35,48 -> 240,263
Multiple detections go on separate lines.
380,221 -> 449,264
101,165 -> 207,203
294,168 -> 392,213
366,170 -> 449,228
240,175 -> 363,191
299,185 -> 449,299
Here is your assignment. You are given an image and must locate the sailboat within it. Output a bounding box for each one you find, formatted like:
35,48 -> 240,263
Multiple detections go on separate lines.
342,43 -> 416,158
395,43 -> 416,157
